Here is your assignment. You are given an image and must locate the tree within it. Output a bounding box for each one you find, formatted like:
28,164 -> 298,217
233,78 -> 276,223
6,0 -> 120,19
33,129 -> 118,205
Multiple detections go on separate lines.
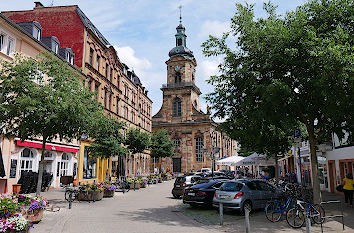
0,52 -> 103,195
150,130 -> 175,170
125,128 -> 150,176
202,0 -> 353,203
88,115 -> 128,159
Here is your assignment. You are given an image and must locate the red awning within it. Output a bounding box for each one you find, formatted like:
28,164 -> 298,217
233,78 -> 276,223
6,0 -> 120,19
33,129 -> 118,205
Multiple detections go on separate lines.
16,140 -> 79,153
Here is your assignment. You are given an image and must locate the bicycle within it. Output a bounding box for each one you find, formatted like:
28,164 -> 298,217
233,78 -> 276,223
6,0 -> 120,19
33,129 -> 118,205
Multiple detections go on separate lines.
113,179 -> 130,193
286,200 -> 325,228
265,196 -> 297,222
265,184 -> 297,222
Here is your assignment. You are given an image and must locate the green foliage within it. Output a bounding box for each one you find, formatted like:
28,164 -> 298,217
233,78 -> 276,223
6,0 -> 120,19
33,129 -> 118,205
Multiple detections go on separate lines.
126,128 -> 150,155
0,51 -> 104,194
202,0 -> 353,203
88,116 -> 128,159
150,130 -> 175,158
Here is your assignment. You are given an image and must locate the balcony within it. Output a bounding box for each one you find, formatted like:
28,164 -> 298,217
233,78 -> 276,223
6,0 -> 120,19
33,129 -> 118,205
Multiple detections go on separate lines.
161,82 -> 201,93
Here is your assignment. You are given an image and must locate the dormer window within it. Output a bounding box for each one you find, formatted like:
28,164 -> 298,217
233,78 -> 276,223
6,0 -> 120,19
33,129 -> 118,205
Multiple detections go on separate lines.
53,41 -> 59,54
33,26 -> 41,40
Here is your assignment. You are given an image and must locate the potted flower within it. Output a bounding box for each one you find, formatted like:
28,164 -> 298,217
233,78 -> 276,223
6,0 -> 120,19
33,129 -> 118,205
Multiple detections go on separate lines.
2,213 -> 33,233
126,178 -> 140,190
139,178 -> 147,188
102,182 -> 116,198
78,183 -> 104,201
22,196 -> 47,223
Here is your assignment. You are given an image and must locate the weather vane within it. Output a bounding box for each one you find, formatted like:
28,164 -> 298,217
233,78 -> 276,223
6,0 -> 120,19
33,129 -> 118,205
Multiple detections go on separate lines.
179,5 -> 182,24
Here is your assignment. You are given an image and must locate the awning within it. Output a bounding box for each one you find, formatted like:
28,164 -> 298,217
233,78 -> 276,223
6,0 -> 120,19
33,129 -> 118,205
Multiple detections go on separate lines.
0,146 -> 5,178
216,156 -> 245,166
233,153 -> 275,166
16,140 -> 79,153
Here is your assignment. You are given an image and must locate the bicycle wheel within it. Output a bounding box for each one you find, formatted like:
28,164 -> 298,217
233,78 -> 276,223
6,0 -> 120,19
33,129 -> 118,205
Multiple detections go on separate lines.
311,204 -> 325,224
286,207 -> 305,228
64,190 -> 72,202
265,202 -> 282,222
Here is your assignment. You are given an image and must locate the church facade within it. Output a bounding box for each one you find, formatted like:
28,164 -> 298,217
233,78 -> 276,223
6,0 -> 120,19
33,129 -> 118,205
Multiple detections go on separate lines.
152,20 -> 238,173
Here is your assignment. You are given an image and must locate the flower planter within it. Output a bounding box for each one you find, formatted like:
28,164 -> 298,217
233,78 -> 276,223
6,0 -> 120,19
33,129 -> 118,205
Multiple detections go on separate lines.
103,190 -> 115,197
12,184 -> 22,194
78,190 -> 103,201
5,230 -> 29,233
23,208 -> 44,224
140,183 -> 147,188
129,182 -> 140,190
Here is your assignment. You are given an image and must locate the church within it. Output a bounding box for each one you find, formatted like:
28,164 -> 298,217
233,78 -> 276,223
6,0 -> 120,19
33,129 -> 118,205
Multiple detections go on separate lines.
152,16 -> 238,173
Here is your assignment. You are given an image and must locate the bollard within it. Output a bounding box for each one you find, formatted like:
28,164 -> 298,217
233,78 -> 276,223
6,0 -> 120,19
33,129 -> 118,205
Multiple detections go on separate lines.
244,204 -> 251,233
134,181 -> 136,191
305,213 -> 311,233
93,191 -> 96,202
219,202 -> 224,225
69,190 -> 73,209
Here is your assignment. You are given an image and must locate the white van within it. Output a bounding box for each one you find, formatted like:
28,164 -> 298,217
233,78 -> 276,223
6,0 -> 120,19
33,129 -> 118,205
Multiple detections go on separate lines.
201,168 -> 212,173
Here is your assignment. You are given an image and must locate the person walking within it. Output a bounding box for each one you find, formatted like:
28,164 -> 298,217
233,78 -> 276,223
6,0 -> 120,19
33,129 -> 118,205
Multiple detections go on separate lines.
343,173 -> 354,207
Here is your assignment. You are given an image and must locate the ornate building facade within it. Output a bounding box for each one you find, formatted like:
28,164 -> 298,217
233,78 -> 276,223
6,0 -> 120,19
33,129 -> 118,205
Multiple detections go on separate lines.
152,19 -> 237,173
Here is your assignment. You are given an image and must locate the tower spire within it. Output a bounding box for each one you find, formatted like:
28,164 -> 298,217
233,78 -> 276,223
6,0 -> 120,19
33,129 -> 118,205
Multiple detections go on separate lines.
179,5 -> 182,24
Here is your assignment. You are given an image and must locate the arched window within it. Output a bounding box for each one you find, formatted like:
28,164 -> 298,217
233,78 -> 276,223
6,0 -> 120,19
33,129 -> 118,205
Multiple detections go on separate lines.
177,38 -> 182,46
60,153 -> 70,176
20,148 -> 35,172
175,72 -> 181,84
173,97 -> 182,117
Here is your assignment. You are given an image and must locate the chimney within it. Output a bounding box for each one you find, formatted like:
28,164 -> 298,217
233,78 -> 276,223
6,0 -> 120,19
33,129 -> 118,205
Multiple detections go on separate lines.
34,2 -> 44,8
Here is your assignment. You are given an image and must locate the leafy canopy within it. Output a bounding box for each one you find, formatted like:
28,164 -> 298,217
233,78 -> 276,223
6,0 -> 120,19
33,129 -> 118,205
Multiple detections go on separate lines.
126,128 -> 150,154
88,115 -> 128,159
150,130 -> 175,159
202,0 -> 353,203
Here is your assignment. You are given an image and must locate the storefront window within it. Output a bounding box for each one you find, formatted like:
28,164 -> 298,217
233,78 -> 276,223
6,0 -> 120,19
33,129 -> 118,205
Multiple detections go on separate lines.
20,148 -> 35,172
60,153 -> 70,176
83,147 -> 96,179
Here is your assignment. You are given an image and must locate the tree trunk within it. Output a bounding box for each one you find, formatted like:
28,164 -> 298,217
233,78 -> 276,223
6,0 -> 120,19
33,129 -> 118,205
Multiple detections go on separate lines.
36,138 -> 46,195
308,126 -> 321,204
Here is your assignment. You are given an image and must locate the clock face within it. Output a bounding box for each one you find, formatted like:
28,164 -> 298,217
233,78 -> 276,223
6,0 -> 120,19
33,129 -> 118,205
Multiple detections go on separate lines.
175,66 -> 180,71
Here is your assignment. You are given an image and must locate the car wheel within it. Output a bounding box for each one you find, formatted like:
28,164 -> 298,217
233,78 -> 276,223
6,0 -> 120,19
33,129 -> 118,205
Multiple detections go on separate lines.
241,201 -> 252,215
173,194 -> 181,199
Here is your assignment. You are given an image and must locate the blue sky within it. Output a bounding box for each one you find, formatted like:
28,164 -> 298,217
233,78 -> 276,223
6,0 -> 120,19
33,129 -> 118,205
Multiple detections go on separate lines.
2,0 -> 306,117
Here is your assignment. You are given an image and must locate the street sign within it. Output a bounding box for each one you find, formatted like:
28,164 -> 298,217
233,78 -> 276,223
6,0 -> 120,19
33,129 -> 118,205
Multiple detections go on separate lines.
293,129 -> 301,138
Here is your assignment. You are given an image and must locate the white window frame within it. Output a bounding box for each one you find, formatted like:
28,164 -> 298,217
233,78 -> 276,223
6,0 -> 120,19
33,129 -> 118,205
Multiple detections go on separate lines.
60,153 -> 71,176
0,28 -> 16,57
0,33 -> 4,52
20,148 -> 36,173
33,26 -> 41,40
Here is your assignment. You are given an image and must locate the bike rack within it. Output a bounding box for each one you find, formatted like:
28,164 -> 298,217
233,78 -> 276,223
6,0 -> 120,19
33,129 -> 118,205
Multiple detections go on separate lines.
320,200 -> 344,233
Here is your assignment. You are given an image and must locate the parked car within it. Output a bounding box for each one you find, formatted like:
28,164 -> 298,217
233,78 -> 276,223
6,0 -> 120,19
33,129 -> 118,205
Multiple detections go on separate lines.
201,168 -> 212,173
172,175 -> 202,198
183,179 -> 226,207
213,179 -> 283,214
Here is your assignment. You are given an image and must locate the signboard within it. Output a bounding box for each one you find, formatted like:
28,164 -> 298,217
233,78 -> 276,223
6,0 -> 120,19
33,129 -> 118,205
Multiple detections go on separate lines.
293,129 -> 301,138
9,159 -> 17,178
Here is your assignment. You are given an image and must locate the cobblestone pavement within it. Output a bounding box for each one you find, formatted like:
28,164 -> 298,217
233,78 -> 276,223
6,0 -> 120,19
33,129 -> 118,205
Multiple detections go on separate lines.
32,181 -> 354,233
31,180 -> 220,233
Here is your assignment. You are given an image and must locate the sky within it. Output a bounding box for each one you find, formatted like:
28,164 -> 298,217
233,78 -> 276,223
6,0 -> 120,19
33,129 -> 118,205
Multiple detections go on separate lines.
2,0 -> 306,117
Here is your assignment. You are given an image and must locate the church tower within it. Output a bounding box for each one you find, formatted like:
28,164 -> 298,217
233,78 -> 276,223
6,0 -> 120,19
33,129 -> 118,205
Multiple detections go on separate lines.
154,14 -> 203,122
152,12 -> 237,174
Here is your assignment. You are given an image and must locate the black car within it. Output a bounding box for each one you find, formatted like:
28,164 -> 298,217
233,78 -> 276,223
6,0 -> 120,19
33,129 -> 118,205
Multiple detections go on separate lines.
172,175 -> 202,198
183,180 -> 226,207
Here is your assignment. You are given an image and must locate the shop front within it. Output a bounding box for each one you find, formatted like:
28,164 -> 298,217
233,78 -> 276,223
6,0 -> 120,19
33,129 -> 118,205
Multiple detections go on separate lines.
0,137 -> 79,193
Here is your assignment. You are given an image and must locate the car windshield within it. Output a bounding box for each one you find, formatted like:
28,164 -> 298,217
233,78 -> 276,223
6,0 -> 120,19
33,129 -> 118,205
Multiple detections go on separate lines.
220,182 -> 243,191
176,177 -> 186,183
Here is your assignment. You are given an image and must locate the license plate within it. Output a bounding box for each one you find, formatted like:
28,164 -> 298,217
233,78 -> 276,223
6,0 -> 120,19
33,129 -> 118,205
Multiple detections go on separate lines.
188,193 -> 195,196
219,195 -> 227,199
176,185 -> 180,187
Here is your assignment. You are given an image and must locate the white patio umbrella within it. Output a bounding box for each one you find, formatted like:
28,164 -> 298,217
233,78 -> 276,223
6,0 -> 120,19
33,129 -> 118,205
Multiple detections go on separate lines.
233,153 -> 275,166
216,156 -> 245,166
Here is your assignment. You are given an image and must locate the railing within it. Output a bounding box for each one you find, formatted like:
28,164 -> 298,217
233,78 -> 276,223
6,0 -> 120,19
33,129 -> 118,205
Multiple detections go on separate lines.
161,82 -> 201,92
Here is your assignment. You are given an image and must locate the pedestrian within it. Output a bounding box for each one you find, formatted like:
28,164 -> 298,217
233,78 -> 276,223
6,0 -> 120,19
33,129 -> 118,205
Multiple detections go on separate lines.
343,173 -> 354,207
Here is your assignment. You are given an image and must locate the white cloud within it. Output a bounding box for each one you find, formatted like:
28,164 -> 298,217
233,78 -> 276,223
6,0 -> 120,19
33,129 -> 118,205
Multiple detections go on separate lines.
114,45 -> 152,71
198,20 -> 230,39
199,58 -> 222,81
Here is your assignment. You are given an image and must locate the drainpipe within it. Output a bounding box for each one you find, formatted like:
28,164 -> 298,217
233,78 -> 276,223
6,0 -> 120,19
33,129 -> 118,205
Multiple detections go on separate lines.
82,29 -> 88,73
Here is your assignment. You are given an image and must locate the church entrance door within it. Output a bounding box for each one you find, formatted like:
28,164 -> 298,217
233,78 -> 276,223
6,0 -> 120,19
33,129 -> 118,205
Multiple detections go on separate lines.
173,158 -> 181,173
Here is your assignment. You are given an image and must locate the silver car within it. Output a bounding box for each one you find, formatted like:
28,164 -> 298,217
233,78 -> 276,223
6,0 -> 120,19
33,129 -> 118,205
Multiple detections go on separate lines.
213,179 -> 282,214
